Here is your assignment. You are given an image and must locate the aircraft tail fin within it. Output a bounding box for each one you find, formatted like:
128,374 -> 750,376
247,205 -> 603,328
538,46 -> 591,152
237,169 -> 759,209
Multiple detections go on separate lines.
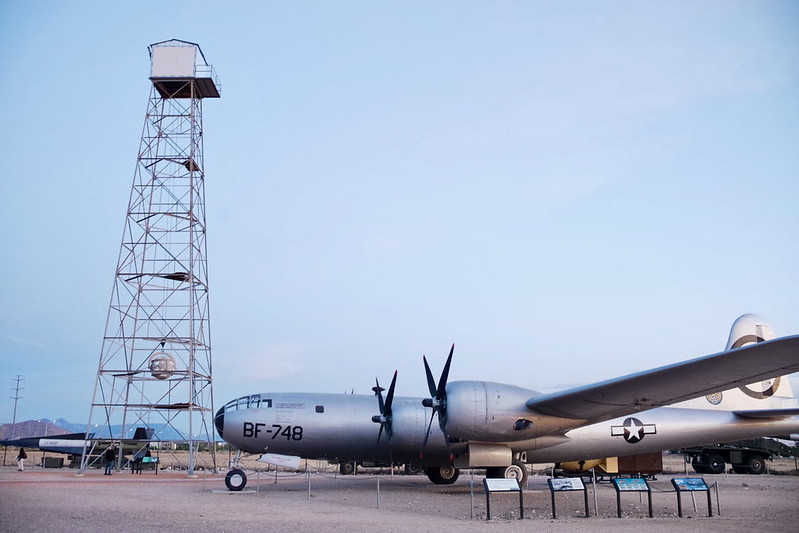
725,313 -> 777,350
681,314 -> 797,411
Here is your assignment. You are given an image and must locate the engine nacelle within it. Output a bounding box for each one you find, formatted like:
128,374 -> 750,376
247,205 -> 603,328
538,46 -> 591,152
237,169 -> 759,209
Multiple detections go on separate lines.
445,381 -> 546,442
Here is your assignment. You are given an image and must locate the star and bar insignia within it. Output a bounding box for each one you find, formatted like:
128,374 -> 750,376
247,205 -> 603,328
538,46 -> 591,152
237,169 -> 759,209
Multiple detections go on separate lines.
610,417 -> 657,443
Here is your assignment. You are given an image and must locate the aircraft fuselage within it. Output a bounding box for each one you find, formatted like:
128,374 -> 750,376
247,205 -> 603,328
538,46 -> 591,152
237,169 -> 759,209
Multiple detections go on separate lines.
216,392 -> 452,465
215,387 -> 799,468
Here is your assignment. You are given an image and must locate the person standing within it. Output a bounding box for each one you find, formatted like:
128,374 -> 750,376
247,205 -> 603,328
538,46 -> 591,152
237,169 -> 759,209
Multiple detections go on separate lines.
104,444 -> 116,475
141,449 -> 152,474
16,448 -> 27,471
131,447 -> 146,474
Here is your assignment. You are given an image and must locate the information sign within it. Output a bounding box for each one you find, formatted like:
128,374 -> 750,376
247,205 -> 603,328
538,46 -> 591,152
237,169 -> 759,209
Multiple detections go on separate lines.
672,478 -> 708,491
548,477 -> 585,491
483,478 -> 521,492
482,478 -> 523,520
671,477 -> 712,517
548,477 -> 589,518
613,477 -> 649,492
612,477 -> 652,518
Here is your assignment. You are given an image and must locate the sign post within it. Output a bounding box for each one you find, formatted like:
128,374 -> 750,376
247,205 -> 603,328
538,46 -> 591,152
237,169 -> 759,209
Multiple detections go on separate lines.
547,477 -> 590,518
611,477 -> 652,518
671,477 -> 712,517
483,478 -> 523,520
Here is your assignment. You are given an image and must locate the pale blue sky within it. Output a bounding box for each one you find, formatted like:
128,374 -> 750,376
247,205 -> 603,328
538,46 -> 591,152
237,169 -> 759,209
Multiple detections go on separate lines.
1,1 -> 797,424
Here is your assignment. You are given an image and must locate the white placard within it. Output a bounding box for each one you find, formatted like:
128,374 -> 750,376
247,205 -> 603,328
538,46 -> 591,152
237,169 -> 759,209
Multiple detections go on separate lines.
484,478 -> 521,492
549,477 -> 585,491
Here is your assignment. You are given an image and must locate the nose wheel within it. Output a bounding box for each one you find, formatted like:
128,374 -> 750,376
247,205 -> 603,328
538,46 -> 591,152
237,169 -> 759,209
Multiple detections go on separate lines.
225,468 -> 247,491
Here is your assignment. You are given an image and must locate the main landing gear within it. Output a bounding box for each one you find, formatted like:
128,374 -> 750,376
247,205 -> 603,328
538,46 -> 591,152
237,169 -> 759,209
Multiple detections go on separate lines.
425,465 -> 460,484
486,459 -> 529,486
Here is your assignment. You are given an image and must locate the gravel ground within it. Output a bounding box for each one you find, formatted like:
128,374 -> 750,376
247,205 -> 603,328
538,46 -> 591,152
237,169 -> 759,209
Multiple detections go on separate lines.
1,459 -> 798,533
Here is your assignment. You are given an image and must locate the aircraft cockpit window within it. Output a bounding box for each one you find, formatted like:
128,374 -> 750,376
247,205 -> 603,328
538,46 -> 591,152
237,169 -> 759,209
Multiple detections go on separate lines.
222,396 -> 271,413
223,396 -> 273,412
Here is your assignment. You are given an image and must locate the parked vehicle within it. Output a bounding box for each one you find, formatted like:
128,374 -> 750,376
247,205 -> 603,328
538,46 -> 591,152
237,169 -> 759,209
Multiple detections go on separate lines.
680,438 -> 796,475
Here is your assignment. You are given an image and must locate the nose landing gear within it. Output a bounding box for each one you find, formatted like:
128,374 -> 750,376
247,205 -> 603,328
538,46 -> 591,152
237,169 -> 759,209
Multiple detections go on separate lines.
225,468 -> 247,491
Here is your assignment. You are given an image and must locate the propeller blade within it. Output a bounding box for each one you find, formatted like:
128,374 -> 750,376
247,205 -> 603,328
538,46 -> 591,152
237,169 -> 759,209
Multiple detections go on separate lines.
375,377 -> 385,414
377,423 -> 384,445
373,377 -> 386,447
436,344 -> 454,399
419,344 -> 456,458
420,406 -> 437,458
423,355 -> 437,398
384,370 -> 397,419
372,371 -> 398,449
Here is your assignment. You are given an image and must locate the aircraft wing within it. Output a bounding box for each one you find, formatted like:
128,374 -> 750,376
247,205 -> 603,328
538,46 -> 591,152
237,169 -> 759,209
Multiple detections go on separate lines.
525,334 -> 799,423
731,408 -> 799,419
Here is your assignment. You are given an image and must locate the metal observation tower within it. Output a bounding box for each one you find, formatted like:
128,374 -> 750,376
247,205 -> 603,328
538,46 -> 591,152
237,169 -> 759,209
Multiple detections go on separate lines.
82,40 -> 221,475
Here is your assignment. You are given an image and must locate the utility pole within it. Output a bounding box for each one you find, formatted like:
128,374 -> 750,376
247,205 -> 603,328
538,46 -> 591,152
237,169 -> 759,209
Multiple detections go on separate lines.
10,375 -> 23,439
3,375 -> 23,466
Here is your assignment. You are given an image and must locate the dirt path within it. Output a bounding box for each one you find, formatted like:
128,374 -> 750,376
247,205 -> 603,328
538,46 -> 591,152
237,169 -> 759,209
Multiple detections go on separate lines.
1,464 -> 797,533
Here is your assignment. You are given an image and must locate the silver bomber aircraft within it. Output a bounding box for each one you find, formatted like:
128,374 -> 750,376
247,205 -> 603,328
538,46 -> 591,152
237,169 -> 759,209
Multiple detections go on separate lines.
215,315 -> 799,490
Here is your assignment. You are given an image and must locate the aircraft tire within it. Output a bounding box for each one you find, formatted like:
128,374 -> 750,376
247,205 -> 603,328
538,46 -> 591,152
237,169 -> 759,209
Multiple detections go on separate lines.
507,461 -> 528,485
339,462 -> 356,475
486,462 -> 528,486
704,454 -> 725,475
746,455 -> 766,475
404,464 -> 424,475
225,468 -> 247,491
425,465 -> 459,485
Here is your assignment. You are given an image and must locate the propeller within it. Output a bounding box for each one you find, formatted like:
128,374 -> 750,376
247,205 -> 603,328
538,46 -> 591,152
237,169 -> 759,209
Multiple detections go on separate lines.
371,370 -> 398,447
420,343 -> 454,459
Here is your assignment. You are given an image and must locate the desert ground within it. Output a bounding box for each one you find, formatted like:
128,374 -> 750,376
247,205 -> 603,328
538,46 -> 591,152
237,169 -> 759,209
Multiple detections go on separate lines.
1,451 -> 797,532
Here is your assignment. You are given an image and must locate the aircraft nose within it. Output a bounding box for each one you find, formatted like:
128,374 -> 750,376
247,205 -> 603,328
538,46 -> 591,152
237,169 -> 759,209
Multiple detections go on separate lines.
214,406 -> 225,439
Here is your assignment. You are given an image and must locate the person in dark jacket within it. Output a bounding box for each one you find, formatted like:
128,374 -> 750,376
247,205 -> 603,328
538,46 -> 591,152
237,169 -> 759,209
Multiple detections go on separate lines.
131,447 -> 148,474
104,444 -> 116,475
16,447 -> 27,471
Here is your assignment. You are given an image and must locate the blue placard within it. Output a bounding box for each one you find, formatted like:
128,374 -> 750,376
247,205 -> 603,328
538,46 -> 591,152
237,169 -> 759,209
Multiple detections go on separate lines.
672,478 -> 708,491
613,478 -> 649,492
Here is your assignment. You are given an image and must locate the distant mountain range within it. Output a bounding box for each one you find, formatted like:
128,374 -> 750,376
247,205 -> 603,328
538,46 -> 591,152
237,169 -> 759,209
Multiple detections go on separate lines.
0,419 -> 70,440
0,419 -> 211,441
